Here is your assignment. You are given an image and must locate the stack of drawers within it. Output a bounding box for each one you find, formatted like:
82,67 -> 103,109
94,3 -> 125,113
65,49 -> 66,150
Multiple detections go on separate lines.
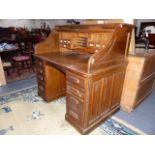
35,58 -> 46,99
66,72 -> 86,126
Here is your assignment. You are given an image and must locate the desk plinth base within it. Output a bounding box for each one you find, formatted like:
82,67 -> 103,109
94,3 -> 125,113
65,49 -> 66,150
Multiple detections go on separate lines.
65,105 -> 120,134
38,91 -> 66,102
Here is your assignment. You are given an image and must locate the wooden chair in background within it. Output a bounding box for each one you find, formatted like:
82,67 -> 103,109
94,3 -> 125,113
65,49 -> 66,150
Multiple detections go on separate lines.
12,41 -> 35,75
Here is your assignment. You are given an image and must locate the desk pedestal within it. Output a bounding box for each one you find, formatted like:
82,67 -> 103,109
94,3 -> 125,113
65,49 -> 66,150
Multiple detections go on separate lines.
36,58 -> 66,102
65,69 -> 124,134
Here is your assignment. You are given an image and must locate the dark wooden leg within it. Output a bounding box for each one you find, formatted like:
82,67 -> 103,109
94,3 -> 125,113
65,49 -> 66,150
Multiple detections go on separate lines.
17,62 -> 20,76
7,68 -> 10,75
12,60 -> 16,73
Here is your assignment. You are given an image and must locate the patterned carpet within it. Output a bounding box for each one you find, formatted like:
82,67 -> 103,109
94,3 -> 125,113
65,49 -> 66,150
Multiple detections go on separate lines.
0,86 -> 141,135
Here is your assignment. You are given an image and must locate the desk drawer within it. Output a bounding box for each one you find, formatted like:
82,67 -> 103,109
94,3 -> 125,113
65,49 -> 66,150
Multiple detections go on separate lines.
38,84 -> 45,92
36,58 -> 45,81
67,95 -> 83,124
36,67 -> 44,75
35,58 -> 44,68
67,95 -> 83,112
68,110 -> 81,124
37,74 -> 44,82
38,82 -> 45,97
67,84 -> 85,100
67,72 -> 85,88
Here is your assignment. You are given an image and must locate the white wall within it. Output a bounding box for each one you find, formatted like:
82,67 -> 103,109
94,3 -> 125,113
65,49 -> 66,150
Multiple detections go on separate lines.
33,19 -> 67,29
0,19 -> 35,29
0,19 -> 67,30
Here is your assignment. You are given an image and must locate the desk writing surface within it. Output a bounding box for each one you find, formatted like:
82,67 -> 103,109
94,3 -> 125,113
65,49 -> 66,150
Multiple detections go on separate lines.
35,51 -> 91,74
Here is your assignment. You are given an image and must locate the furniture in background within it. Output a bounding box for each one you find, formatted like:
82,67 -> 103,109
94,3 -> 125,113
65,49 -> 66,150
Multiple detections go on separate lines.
121,52 -> 155,112
135,22 -> 155,50
12,42 -> 34,75
0,26 -> 51,84
34,23 -> 133,134
0,27 -> 21,76
0,27 -> 15,42
82,19 -> 124,25
0,45 -> 19,75
0,57 -> 6,86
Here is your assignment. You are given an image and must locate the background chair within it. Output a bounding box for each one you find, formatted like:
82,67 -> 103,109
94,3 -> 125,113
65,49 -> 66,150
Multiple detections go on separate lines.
12,41 -> 35,76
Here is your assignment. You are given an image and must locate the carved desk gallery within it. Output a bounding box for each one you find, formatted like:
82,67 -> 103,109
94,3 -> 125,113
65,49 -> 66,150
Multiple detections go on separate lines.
34,23 -> 133,134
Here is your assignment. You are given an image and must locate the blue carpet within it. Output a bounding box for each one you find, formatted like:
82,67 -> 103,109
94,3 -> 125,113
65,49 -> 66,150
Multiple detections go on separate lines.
0,106 -> 12,113
114,89 -> 155,135
0,85 -> 140,135
99,118 -> 139,135
0,77 -> 37,96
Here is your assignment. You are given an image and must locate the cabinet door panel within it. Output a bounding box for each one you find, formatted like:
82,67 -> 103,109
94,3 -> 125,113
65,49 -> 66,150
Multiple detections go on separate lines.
111,71 -> 125,109
88,75 -> 112,124
45,65 -> 61,96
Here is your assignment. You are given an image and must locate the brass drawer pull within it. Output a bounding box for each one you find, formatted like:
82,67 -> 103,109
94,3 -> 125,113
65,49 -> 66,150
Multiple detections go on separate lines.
39,85 -> 44,91
69,76 -> 80,84
75,89 -> 82,97
68,86 -> 83,98
37,69 -> 43,74
39,70 -> 43,74
39,62 -> 42,66
69,110 -> 78,119
70,96 -> 79,105
39,75 -> 43,81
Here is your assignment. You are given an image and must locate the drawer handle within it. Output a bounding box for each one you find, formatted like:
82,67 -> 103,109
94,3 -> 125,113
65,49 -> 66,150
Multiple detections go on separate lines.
37,69 -> 43,74
69,76 -> 80,84
70,96 -> 79,105
39,70 -> 43,73
39,85 -> 44,91
39,62 -> 43,66
69,87 -> 82,98
69,110 -> 78,119
75,89 -> 81,97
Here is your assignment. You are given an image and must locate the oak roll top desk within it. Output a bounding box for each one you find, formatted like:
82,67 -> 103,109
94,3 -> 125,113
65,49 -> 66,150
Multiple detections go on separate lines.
34,23 -> 133,134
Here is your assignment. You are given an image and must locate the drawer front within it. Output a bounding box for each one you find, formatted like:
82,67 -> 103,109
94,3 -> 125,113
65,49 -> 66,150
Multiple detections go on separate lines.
67,95 -> 83,113
37,73 -> 44,82
67,72 -> 85,88
36,67 -> 44,75
68,110 -> 81,123
67,95 -> 83,124
38,83 -> 45,92
35,58 -> 44,68
38,83 -> 45,97
67,84 -> 85,100
36,58 -> 45,82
